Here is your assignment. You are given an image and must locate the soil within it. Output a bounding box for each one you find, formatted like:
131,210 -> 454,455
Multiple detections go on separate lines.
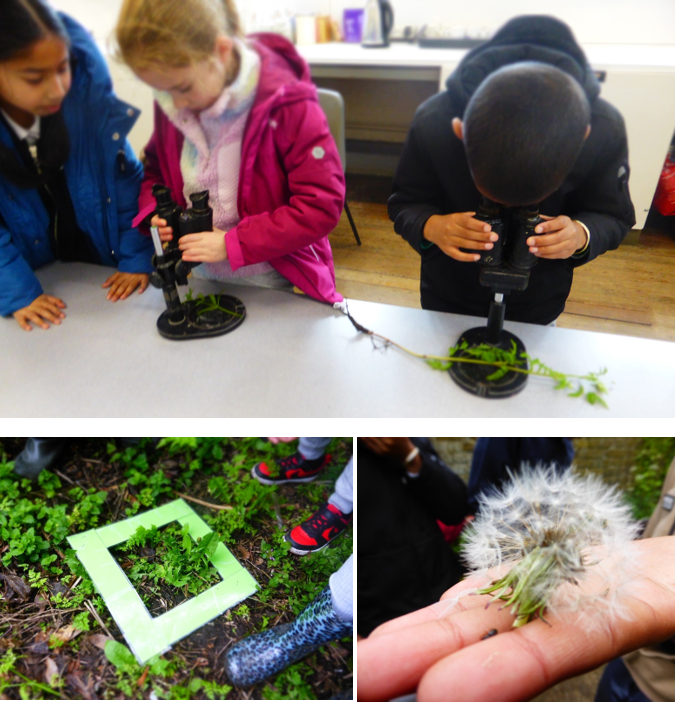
0,438 -> 353,700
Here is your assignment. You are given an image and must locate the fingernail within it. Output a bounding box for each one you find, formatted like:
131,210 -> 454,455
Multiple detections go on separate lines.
535,227 -> 542,234
474,255 -> 480,261
530,247 -> 538,253
490,233 -> 498,242
527,238 -> 534,246
485,243 -> 493,250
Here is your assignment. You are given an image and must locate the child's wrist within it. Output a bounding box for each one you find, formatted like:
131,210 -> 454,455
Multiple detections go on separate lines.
573,220 -> 590,254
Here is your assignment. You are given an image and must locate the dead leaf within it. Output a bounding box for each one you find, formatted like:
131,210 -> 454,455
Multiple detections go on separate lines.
255,558 -> 263,565
0,573 -> 31,602
194,657 -> 209,667
66,672 -> 97,700
33,594 -> 48,614
136,666 -> 149,687
88,634 -> 112,650
44,658 -> 59,686
52,625 -> 81,643
237,545 -> 251,560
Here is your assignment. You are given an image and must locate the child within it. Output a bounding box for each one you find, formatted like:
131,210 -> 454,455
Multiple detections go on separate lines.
115,0 -> 345,304
0,0 -> 154,331
389,15 -> 636,325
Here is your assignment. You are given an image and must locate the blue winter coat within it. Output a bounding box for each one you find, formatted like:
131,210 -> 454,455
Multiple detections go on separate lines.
0,13 -> 154,317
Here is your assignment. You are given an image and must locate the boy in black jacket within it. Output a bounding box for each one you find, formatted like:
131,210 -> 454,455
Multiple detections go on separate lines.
357,437 -> 468,637
389,15 -> 636,325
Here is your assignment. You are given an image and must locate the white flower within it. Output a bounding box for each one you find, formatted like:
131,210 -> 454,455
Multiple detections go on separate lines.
462,464 -> 640,627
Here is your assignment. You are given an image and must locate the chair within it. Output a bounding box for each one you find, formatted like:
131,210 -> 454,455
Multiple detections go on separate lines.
317,88 -> 362,246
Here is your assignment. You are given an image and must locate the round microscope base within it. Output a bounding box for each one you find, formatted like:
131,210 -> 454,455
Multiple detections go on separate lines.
448,326 -> 528,399
157,294 -> 246,340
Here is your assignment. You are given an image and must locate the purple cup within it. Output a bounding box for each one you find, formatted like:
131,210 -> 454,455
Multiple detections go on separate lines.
343,9 -> 364,43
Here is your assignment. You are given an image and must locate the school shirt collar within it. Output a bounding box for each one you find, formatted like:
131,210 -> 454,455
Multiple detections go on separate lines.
0,110 -> 41,145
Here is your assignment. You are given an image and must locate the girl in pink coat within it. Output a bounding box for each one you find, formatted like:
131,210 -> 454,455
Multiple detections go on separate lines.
115,0 -> 344,305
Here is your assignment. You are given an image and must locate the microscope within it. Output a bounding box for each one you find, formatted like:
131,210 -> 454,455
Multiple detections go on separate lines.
148,184 -> 246,340
448,197 -> 541,398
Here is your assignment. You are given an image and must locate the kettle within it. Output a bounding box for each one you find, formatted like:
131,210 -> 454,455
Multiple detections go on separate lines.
362,0 -> 394,48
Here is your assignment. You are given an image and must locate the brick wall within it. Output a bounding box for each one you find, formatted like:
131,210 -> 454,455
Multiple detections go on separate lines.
430,437 -> 642,487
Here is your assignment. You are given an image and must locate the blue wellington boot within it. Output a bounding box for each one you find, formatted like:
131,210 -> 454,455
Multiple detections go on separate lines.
223,585 -> 352,687
13,438 -> 66,480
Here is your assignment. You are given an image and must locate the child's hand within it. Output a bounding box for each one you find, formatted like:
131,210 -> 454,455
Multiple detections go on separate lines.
527,215 -> 588,259
102,272 -> 149,301
268,437 -> 299,444
150,215 -> 173,242
13,294 -> 67,331
423,213 -> 498,262
179,229 -> 228,263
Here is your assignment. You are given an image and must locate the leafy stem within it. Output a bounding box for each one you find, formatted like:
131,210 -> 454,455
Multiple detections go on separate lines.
194,292 -> 242,319
341,306 -> 609,408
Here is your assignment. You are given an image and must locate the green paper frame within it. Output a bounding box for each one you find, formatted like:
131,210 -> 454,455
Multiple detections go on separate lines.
67,498 -> 257,663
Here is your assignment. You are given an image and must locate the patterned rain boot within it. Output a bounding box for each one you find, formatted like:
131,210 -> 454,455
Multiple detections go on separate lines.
223,585 -> 352,687
13,438 -> 66,480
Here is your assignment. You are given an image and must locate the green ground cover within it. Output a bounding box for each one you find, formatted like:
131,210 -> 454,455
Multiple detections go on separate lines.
0,437 -> 353,700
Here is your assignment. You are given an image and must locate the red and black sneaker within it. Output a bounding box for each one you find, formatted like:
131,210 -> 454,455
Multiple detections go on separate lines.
251,451 -> 331,486
285,502 -> 352,555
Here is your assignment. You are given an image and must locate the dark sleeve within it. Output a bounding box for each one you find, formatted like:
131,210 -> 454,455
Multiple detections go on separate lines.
388,120 -> 447,255
0,212 -> 43,316
567,103 -> 636,268
405,437 -> 469,525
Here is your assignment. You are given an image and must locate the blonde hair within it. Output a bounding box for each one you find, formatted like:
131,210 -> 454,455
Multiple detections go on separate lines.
115,0 -> 243,71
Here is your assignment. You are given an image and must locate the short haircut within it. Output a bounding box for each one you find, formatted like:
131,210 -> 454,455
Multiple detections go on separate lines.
463,62 -> 591,206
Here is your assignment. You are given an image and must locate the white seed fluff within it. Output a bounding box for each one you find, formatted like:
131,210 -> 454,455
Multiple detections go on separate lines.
462,464 -> 641,625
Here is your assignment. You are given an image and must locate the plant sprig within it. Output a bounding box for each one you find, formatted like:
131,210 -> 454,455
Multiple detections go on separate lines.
427,339 -> 609,408
341,307 -> 609,408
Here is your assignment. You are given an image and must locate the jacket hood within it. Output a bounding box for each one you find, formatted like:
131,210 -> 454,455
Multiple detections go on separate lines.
248,32 -> 314,105
59,13 -> 114,97
445,15 -> 600,112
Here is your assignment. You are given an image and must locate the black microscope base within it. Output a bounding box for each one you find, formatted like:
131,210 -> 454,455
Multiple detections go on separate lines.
448,326 -> 528,399
157,295 -> 246,340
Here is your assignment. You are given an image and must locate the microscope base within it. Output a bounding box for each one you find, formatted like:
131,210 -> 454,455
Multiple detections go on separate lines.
157,294 -> 246,340
448,326 -> 528,399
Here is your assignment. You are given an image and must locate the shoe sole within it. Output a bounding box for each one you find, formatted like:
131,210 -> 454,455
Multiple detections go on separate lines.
289,542 -> 330,556
251,466 -> 321,485
286,527 -> 350,556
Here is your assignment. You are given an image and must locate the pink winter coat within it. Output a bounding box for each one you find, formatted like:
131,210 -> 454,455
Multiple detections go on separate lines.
133,33 -> 345,304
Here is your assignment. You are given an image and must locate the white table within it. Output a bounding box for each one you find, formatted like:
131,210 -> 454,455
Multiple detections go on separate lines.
298,42 -> 675,230
2,263 -> 673,418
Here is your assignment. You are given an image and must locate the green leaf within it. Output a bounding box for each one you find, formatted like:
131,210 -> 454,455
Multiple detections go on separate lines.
585,392 -> 609,409
104,640 -> 136,671
567,385 -> 584,398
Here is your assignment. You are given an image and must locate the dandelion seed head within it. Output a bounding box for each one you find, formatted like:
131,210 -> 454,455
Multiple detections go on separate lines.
462,464 -> 640,626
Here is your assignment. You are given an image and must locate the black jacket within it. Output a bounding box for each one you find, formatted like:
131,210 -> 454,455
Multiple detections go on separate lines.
389,15 -> 636,325
357,438 -> 468,636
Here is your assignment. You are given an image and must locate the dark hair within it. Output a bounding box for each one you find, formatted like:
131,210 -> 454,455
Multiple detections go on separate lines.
0,0 -> 70,189
463,62 -> 591,206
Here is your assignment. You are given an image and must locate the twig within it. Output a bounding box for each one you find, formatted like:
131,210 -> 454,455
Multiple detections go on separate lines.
85,599 -> 113,639
54,469 -> 75,485
175,492 -> 233,511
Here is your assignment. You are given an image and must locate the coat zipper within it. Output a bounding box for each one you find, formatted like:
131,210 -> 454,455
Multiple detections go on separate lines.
30,143 -> 58,248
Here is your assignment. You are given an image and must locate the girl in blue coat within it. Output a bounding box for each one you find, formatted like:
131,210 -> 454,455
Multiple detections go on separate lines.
0,0 -> 154,330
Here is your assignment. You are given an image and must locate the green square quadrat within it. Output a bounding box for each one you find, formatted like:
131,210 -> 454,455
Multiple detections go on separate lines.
67,498 -> 257,663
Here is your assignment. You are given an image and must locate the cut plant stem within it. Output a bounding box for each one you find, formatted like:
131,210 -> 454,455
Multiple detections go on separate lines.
341,306 -> 609,407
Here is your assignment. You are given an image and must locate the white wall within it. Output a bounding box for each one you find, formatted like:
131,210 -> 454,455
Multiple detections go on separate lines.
50,0 -> 675,46
331,0 -> 675,46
